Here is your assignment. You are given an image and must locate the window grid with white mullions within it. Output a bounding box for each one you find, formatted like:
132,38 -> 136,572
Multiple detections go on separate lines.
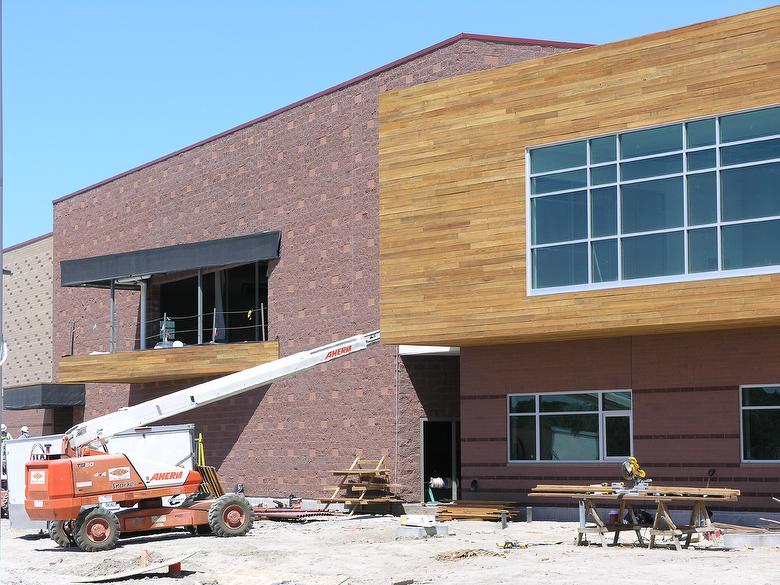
507,390 -> 632,463
526,104 -> 780,294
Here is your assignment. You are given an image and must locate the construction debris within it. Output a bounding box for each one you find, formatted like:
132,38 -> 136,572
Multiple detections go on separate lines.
320,456 -> 402,513
433,548 -> 506,561
436,500 -> 524,522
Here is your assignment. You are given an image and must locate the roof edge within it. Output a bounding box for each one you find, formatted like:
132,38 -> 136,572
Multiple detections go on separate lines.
4,232 -> 53,253
52,33 -> 591,206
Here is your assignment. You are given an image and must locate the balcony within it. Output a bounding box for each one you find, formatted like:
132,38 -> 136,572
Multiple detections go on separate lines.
58,341 -> 280,384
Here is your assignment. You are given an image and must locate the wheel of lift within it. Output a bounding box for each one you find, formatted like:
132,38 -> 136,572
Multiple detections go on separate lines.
48,519 -> 75,547
207,494 -> 253,537
73,507 -> 121,552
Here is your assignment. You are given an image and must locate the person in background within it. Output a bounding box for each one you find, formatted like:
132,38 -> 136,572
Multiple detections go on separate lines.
0,424 -> 11,443
18,426 -> 30,439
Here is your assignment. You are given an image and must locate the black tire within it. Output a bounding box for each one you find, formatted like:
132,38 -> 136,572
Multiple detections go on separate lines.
74,507 -> 120,552
207,494 -> 253,537
48,520 -> 74,547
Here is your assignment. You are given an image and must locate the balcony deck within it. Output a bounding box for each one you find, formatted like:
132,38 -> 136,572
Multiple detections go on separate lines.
58,341 -> 280,384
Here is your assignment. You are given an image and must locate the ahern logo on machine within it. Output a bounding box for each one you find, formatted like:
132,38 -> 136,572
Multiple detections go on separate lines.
29,470 -> 46,484
148,471 -> 184,482
108,466 -> 131,481
324,345 -> 351,361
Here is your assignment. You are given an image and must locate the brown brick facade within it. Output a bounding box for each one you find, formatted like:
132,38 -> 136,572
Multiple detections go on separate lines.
460,328 -> 780,510
52,39 -> 574,498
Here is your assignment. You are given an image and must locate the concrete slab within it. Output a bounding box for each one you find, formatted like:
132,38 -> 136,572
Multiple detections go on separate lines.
722,532 -> 780,548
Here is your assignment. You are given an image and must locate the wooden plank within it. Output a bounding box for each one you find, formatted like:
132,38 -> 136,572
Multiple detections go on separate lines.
378,6 -> 780,346
58,341 -> 280,383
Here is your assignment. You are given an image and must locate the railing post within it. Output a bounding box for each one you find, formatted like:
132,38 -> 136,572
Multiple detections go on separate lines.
197,269 -> 203,345
254,261 -> 260,342
260,302 -> 266,341
139,280 -> 147,350
68,321 -> 75,356
109,279 -> 116,353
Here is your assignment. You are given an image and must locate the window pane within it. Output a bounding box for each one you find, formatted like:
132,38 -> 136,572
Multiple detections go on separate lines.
592,239 -> 618,283
687,149 -> 715,171
510,395 -> 536,413
590,136 -> 616,164
622,232 -> 684,279
532,244 -> 588,289
687,172 -> 717,225
591,186 -> 617,237
621,124 -> 681,159
603,391 -> 632,410
721,138 -> 780,167
540,393 -> 599,412
591,164 -> 616,186
742,386 -> 780,407
742,409 -> 780,461
689,228 -> 718,273
530,141 -> 586,174
687,118 -> 716,148
721,162 -> 780,221
722,220 -> 780,270
530,169 -> 587,195
621,154 -> 682,181
540,414 -> 599,461
605,416 -> 631,458
510,416 -> 537,461
720,106 -> 780,143
532,191 -> 587,245
621,177 -> 683,234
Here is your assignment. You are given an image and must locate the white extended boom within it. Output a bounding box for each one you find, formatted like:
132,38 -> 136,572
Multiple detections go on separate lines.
66,330 -> 380,454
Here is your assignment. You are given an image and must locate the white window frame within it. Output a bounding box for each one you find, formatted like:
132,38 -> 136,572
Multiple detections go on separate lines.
506,389 -> 633,464
525,102 -> 780,296
740,384 -> 780,464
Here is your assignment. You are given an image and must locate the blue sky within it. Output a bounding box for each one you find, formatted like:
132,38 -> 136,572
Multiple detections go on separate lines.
3,0 -> 775,247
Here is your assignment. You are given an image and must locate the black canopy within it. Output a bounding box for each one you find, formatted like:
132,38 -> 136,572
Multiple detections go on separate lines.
3,384 -> 86,410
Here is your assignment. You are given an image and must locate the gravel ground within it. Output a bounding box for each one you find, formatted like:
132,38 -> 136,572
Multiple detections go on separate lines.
1,517 -> 777,585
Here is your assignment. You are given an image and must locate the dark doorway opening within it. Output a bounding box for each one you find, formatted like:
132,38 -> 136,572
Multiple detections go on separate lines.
51,407 -> 75,435
421,419 -> 460,502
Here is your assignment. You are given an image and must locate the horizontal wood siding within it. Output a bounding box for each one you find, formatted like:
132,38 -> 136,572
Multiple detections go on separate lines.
58,341 -> 280,383
379,7 -> 780,346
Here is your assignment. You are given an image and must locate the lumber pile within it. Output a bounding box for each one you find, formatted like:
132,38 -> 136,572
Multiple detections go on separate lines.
436,500 -> 524,522
319,456 -> 402,513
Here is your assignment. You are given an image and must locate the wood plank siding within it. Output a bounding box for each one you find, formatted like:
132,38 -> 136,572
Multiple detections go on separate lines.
379,7 -> 780,346
58,341 -> 280,384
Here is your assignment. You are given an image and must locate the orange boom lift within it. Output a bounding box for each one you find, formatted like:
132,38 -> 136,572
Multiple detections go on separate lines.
25,332 -> 380,551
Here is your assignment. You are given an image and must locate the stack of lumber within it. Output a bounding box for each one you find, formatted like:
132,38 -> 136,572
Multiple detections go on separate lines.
319,456 -> 402,513
436,500 -> 524,522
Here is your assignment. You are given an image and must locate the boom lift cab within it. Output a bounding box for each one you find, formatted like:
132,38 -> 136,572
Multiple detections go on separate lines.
25,331 -> 380,551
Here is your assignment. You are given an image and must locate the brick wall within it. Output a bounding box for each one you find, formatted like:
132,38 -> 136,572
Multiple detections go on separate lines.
52,39 -> 574,499
460,328 -> 780,510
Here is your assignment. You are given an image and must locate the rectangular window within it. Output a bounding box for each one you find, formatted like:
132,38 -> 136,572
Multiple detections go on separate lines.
508,391 -> 632,462
528,104 -> 780,293
741,386 -> 780,461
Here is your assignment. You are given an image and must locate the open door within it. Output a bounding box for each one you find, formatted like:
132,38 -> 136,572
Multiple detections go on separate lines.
421,419 -> 460,502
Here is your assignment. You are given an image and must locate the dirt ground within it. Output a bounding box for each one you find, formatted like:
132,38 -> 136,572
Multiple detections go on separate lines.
1,516 -> 777,585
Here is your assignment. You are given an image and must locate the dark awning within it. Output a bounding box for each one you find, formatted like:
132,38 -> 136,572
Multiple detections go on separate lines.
3,384 -> 86,410
61,231 -> 281,288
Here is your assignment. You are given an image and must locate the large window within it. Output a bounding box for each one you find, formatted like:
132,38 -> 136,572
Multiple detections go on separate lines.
527,104 -> 780,293
741,386 -> 780,462
507,391 -> 632,462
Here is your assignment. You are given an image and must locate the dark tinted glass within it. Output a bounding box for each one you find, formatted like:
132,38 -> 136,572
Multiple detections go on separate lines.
591,186 -> 617,237
722,220 -> 780,270
686,118 -> 716,148
532,192 -> 587,245
720,106 -> 780,143
591,164 -> 616,186
530,141 -> 586,174
620,124 -> 681,159
509,395 -> 536,413
603,392 -> 632,410
621,177 -> 683,234
540,414 -> 599,460
721,162 -> 780,221
532,243 -> 588,289
687,149 -> 715,171
510,416 -> 536,461
742,410 -> 780,461
742,387 -> 780,407
721,138 -> 780,166
590,136 -> 616,164
540,393 -> 599,412
531,169 -> 587,195
687,172 -> 717,225
689,228 -> 718,273
591,239 -> 618,283
622,232 -> 684,279
605,416 -> 631,458
621,154 -> 682,181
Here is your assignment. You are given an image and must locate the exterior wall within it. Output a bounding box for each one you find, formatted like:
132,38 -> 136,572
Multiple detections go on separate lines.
460,328 -> 780,510
380,6 -> 780,346
1,234 -> 55,437
52,39 -> 573,498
